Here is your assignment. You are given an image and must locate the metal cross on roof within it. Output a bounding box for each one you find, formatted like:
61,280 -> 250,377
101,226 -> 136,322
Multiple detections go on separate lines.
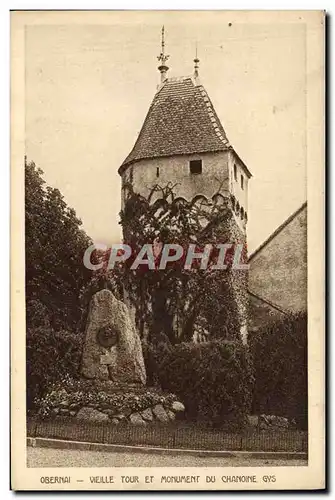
194,42 -> 200,77
157,26 -> 170,81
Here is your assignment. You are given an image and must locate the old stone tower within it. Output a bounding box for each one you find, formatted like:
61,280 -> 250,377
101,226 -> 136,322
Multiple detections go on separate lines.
118,28 -> 252,343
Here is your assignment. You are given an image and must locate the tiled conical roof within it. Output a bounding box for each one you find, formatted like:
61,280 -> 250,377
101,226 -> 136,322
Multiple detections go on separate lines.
119,76 -> 251,177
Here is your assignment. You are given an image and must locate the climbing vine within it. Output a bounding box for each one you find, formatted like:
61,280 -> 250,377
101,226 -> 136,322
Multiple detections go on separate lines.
86,181 -> 247,346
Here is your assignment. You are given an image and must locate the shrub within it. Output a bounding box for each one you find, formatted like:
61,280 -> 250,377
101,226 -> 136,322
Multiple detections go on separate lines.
250,312 -> 308,429
25,158 -> 92,409
157,340 -> 254,429
25,158 -> 92,331
142,333 -> 172,386
26,326 -> 83,410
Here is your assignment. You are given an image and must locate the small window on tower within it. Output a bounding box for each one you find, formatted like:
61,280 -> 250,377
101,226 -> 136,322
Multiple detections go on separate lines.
156,167 -> 160,178
234,164 -> 237,181
190,160 -> 202,175
241,174 -> 244,190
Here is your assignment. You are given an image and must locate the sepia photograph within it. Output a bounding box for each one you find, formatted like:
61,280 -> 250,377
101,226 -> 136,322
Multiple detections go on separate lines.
11,10 -> 324,490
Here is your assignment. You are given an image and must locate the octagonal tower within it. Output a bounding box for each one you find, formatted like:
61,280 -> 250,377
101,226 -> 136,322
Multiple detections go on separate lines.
118,29 -> 252,343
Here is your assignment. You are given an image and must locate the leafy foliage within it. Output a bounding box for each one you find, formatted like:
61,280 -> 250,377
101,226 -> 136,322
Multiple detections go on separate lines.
157,340 -> 254,429
26,326 -> 83,410
250,312 -> 308,428
93,182 -> 245,348
25,157 -> 92,331
25,158 -> 93,408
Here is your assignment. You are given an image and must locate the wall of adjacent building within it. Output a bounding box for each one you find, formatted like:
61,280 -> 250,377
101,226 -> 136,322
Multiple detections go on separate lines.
248,203 -> 307,314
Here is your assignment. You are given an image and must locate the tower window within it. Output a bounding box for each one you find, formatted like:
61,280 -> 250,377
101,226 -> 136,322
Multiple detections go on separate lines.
190,160 -> 202,175
241,174 -> 244,190
234,163 -> 237,181
156,167 -> 160,178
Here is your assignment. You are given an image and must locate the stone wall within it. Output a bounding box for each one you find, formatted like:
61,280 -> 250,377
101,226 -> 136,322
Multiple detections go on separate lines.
122,151 -> 249,233
228,150 -> 249,219
249,203 -> 307,314
226,205 -> 249,344
121,158 -> 249,344
122,151 -> 229,203
53,399 -> 185,426
36,381 -> 185,426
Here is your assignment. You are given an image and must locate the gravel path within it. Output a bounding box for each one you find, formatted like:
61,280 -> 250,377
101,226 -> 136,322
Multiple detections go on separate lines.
27,447 -> 307,468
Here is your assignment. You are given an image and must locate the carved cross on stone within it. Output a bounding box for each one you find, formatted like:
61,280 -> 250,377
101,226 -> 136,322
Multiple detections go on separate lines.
100,351 -> 117,366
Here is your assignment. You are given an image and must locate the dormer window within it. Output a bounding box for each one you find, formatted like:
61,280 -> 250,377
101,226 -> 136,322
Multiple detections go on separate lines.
241,174 -> 244,190
234,163 -> 237,181
190,160 -> 202,175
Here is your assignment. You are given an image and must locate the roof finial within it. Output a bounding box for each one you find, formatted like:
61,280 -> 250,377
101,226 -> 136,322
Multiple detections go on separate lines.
194,42 -> 200,78
157,25 -> 170,83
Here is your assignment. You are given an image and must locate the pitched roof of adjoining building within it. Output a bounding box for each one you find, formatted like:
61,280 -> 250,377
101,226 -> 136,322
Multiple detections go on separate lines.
248,290 -> 290,316
248,201 -> 307,262
119,76 -> 251,177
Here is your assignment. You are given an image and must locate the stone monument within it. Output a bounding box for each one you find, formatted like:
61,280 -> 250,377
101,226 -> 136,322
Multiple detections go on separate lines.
81,289 -> 146,385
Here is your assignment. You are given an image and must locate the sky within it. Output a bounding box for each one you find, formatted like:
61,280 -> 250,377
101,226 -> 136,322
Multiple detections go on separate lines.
25,12 -> 308,253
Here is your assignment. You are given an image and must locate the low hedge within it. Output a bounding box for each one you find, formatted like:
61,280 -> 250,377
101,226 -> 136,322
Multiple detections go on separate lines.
26,325 -> 83,410
157,340 -> 254,429
250,312 -> 308,428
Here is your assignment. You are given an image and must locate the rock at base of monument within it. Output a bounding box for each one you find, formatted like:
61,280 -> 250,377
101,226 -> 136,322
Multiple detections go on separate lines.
113,413 -> 126,422
167,409 -> 176,421
152,404 -> 169,423
76,407 -> 109,422
171,401 -> 185,413
140,408 -> 153,422
247,415 -> 259,427
102,409 -> 115,417
259,414 -> 290,430
129,413 -> 147,426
